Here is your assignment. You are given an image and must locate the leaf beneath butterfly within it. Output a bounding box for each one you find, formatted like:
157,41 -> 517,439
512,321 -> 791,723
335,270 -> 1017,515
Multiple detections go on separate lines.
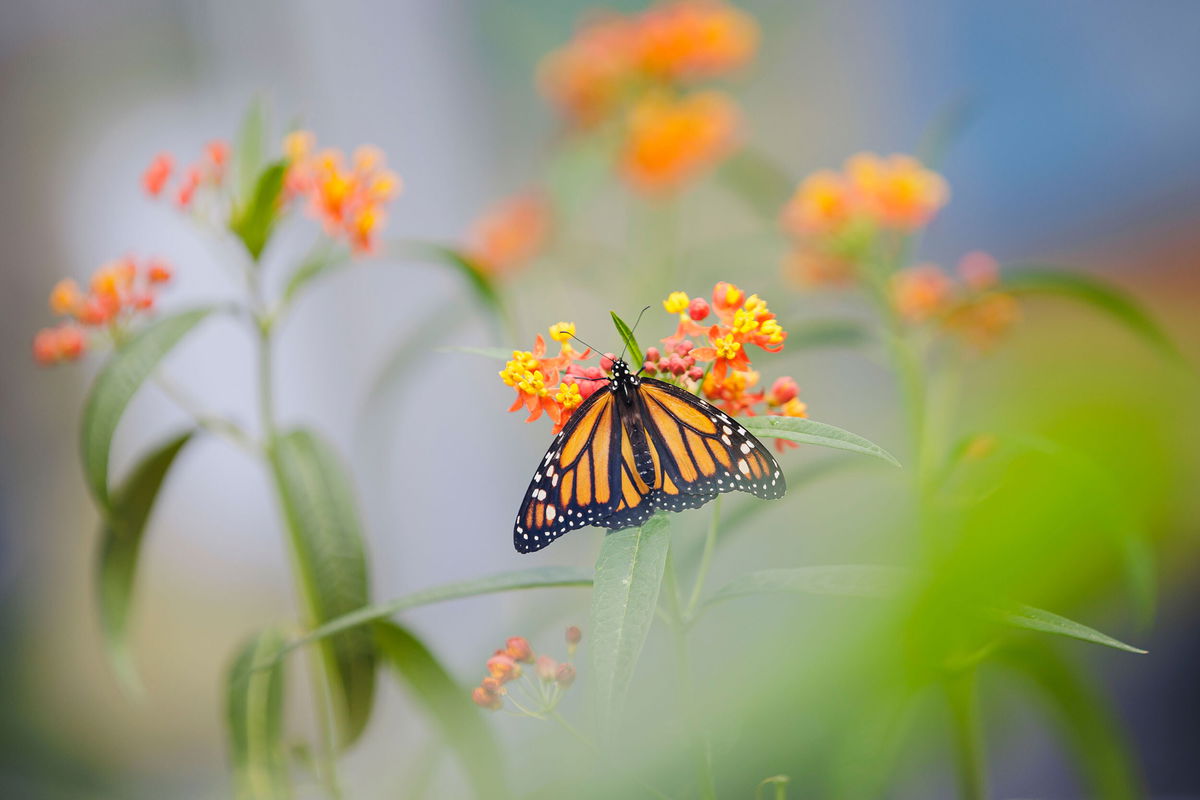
739,416 -> 901,467
285,566 -> 593,654
590,514 -> 671,738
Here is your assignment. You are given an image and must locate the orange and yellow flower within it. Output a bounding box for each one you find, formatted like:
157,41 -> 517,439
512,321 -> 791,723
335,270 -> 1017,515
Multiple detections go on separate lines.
636,0 -> 758,82
538,13 -> 640,128
890,253 -> 1020,349
471,628 -> 582,713
283,131 -> 401,254
620,90 -> 739,194
500,326 -> 593,432
845,152 -> 949,232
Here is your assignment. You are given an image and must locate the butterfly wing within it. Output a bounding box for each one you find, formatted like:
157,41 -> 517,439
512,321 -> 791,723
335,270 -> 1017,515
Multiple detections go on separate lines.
629,378 -> 785,516
513,385 -> 622,553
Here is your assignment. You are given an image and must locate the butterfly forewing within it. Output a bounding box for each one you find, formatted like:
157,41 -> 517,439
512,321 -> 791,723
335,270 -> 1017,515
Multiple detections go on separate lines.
514,386 -> 622,553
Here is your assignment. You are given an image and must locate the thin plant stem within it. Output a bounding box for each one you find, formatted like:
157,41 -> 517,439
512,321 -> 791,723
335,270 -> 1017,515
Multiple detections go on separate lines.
150,371 -> 259,455
684,495 -> 722,623
664,547 -> 718,800
946,670 -> 988,800
250,265 -> 344,800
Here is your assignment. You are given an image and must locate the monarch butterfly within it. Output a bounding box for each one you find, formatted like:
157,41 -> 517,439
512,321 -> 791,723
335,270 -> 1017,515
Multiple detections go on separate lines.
515,356 -> 785,553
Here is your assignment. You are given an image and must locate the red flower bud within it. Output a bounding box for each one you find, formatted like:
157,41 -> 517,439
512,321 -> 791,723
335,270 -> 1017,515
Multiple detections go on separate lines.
565,626 -> 582,645
505,636 -> 534,663
688,297 -> 710,321
674,340 -> 693,356
555,663 -> 577,688
642,360 -> 658,375
600,353 -> 617,371
486,654 -> 521,682
687,366 -> 704,381
481,676 -> 503,694
472,686 -> 503,711
644,347 -> 661,362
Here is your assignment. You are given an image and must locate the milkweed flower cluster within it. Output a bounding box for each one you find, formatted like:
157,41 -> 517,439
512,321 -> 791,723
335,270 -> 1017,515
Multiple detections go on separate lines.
283,131 -> 401,254
539,0 -> 756,194
33,256 -> 173,365
142,140 -> 230,210
781,153 -> 949,287
498,283 -> 805,450
464,191 -> 553,278
891,252 -> 1020,349
471,629 -> 581,715
499,324 -> 598,433
652,283 -> 807,450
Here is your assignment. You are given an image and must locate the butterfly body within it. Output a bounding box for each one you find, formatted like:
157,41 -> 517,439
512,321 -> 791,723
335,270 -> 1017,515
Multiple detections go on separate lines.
514,357 -> 785,553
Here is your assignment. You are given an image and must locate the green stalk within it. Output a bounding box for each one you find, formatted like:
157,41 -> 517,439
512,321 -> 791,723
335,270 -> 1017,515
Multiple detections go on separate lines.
664,547 -> 718,799
251,268 -> 344,799
946,670 -> 988,800
684,495 -> 722,623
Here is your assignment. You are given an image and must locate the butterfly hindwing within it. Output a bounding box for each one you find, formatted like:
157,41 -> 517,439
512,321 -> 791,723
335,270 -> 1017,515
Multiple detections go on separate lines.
514,386 -> 621,553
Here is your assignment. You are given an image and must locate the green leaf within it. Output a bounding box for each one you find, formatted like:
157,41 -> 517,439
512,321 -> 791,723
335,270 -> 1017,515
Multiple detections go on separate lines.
389,240 -> 508,329
917,93 -> 979,169
268,429 -> 376,747
739,416 -> 901,467
235,97 -> 269,206
784,319 -> 872,351
97,430 -> 195,694
717,147 -> 795,221
706,565 -> 911,608
375,622 -> 507,799
231,160 -> 288,261
226,628 -> 290,800
706,567 -> 1146,653
281,242 -> 351,308
287,566 -> 592,654
999,645 -> 1141,800
81,308 -> 215,511
988,604 -> 1146,654
609,310 -> 643,367
590,514 -> 671,736
1004,265 -> 1183,364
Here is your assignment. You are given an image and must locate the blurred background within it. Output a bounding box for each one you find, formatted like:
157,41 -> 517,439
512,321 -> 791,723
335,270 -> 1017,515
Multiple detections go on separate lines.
1,1 -> 1197,798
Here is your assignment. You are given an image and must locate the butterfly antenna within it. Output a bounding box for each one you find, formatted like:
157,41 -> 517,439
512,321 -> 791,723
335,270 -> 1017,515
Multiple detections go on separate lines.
619,305 -> 653,362
569,332 -> 604,355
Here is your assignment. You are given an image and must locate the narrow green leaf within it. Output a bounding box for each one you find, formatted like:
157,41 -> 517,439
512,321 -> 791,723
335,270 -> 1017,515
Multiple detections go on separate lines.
739,416 -> 901,467
988,604 -> 1146,654
281,241 -> 351,308
389,240 -> 507,326
917,93 -> 979,169
81,308 -> 215,511
226,628 -> 290,800
1000,645 -> 1141,800
590,514 -> 671,736
375,622 -> 507,799
97,430 -> 195,694
717,147 -> 795,221
235,97 -> 268,205
609,310 -> 643,367
231,160 -> 288,261
784,319 -> 872,351
1004,265 -> 1183,364
268,429 -> 376,747
706,565 -> 911,609
287,566 -> 593,654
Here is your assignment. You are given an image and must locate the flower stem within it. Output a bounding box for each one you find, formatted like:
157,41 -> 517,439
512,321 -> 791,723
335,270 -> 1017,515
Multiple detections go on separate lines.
946,670 -> 988,800
684,495 -> 722,624
150,371 -> 259,455
664,546 -> 718,799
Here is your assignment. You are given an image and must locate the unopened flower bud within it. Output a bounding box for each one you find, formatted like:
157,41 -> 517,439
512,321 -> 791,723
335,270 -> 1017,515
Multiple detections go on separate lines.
486,654 -> 521,682
505,636 -> 534,663
555,663 -> 577,688
688,297 -> 710,321
536,655 -> 558,682
644,347 -> 661,362
687,366 -> 704,381
472,686 -> 503,711
480,676 -> 504,694
675,340 -> 693,356
642,360 -> 658,375
565,625 -> 582,656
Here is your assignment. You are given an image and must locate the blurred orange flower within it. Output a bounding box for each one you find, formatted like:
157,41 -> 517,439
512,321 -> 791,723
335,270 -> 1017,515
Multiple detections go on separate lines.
465,191 -> 552,277
621,91 -> 739,194
636,0 -> 758,81
845,152 -> 949,232
891,264 -> 954,323
780,170 -> 854,237
538,14 -> 640,128
141,153 -> 173,197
